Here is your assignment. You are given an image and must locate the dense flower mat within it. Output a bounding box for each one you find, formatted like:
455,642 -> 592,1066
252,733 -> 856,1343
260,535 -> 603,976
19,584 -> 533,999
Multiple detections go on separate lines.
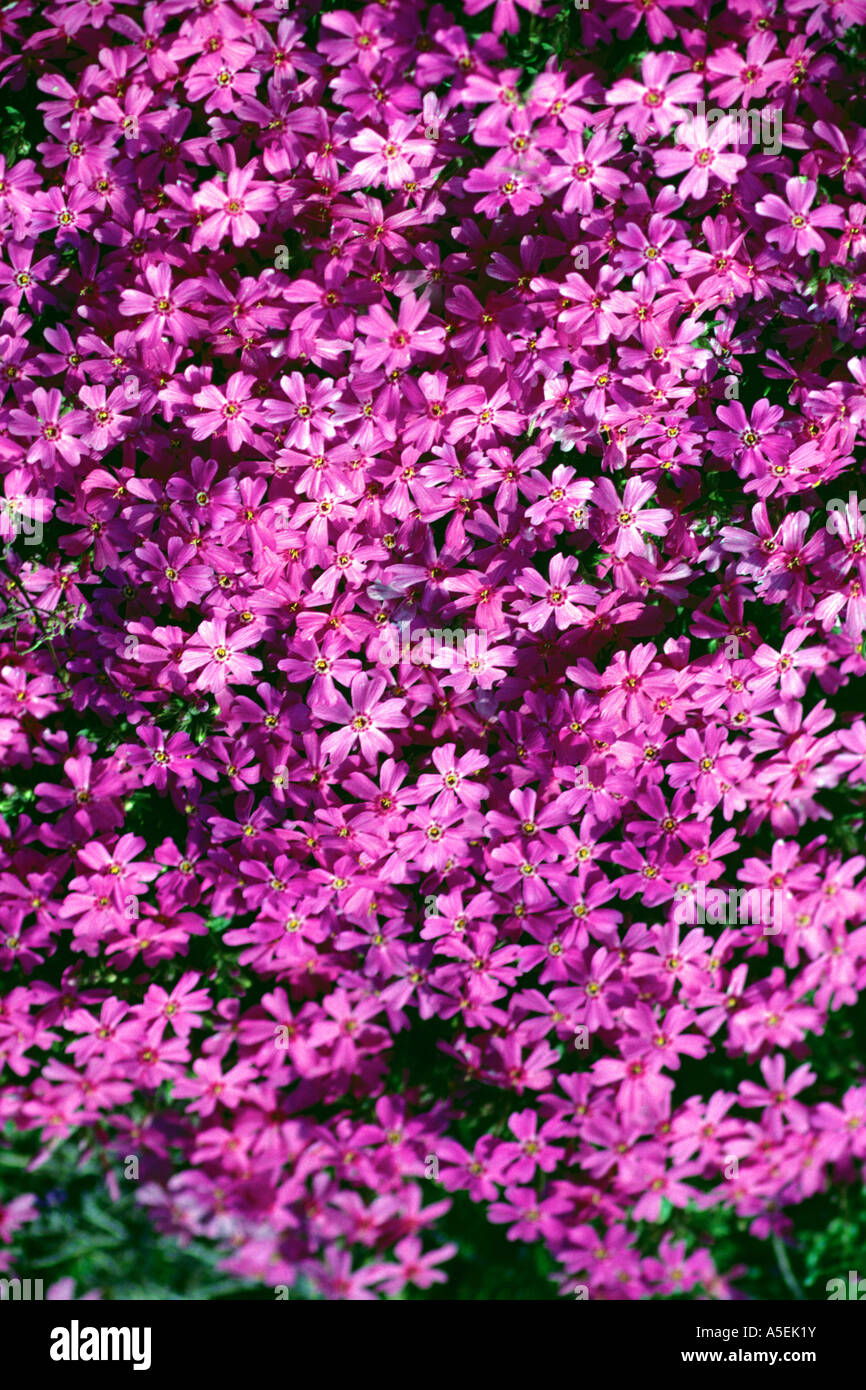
1,0 -> 866,1300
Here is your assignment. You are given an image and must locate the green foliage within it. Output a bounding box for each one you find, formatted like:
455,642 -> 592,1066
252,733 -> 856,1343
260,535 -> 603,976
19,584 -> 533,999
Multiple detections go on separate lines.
0,104 -> 32,164
406,1188 -> 560,1299
0,1126 -> 265,1299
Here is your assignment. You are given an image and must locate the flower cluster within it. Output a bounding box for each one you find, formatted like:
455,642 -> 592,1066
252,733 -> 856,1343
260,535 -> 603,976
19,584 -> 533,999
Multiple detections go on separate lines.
0,0 -> 866,1300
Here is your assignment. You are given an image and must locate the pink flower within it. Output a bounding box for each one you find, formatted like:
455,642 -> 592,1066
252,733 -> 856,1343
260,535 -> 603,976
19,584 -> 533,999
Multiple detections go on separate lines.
313,673 -> 409,765
78,384 -> 134,452
190,373 -> 262,452
496,1109 -> 567,1183
750,630 -> 824,700
171,1057 -> 259,1117
262,372 -> 341,450
356,293 -> 445,372
8,387 -> 87,469
607,53 -> 702,139
179,618 -> 263,694
755,178 -> 844,256
119,263 -> 203,348
192,161 -> 278,248
654,115 -> 747,199
488,1185 -> 572,1242
594,477 -> 673,558
515,553 -> 596,631
709,399 -> 789,473
349,120 -> 433,189
371,1236 -> 458,1294
739,1056 -> 816,1134
547,129 -> 629,214
134,537 -> 212,610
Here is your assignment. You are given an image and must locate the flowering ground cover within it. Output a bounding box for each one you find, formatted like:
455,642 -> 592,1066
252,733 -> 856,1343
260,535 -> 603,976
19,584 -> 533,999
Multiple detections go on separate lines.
1,0 -> 866,1302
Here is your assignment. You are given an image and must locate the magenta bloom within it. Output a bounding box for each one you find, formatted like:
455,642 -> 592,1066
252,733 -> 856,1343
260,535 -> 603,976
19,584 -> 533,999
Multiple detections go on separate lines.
371,1236 -> 458,1294
738,1056 -> 816,1134
654,115 -> 747,199
8,388 -> 87,469
192,161 -> 277,248
607,53 -> 702,139
349,121 -> 432,189
314,673 -> 409,765
3,0 -> 866,1312
119,263 -> 203,348
755,178 -> 844,255
749,631 -> 824,700
594,477 -> 672,558
262,372 -> 341,451
78,385 -> 134,452
135,537 -> 212,609
179,618 -> 263,694
515,553 -> 595,631
190,373 -> 262,451
356,293 -> 445,372
708,399 -> 788,473
488,1186 -> 572,1243
545,129 -> 628,214
122,727 -> 199,789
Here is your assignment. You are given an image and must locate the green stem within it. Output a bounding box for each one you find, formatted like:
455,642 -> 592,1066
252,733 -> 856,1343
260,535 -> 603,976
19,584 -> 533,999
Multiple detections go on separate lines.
771,1230 -> 804,1301
0,548 -> 71,694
